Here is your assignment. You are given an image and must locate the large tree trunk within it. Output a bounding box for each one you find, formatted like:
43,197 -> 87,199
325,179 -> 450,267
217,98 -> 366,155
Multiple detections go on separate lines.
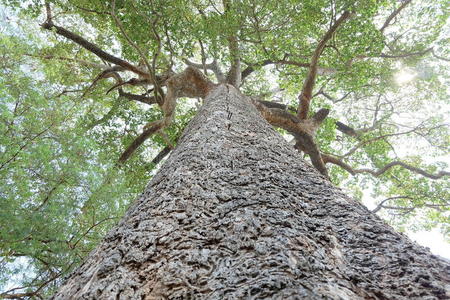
53,85 -> 449,299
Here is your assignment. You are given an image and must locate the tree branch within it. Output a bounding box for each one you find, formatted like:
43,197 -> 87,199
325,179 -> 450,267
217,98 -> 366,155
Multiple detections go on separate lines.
294,134 -> 328,177
82,66 -> 126,97
340,126 -> 420,158
184,59 -> 226,83
335,121 -> 358,137
380,0 -> 412,33
241,59 -> 274,80
321,153 -> 356,174
322,154 -> 449,180
371,196 -> 413,213
118,121 -> 164,163
118,90 -> 160,105
74,5 -> 110,15
252,99 -> 329,177
314,89 -> 351,104
354,161 -> 450,180
225,37 -> 241,87
297,11 -> 352,119
378,47 -> 433,59
118,67 -> 215,163
256,100 -> 296,113
431,49 -> 450,62
111,0 -> 156,83
150,146 -> 172,166
0,270 -> 62,300
41,4 -> 149,79
223,0 -> 241,87
257,100 -> 356,138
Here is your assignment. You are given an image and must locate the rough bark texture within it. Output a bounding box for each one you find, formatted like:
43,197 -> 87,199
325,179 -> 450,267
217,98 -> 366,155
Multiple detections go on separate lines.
53,85 -> 450,299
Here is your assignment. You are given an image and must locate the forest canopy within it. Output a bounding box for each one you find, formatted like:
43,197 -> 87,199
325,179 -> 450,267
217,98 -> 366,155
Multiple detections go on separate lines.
0,0 -> 449,298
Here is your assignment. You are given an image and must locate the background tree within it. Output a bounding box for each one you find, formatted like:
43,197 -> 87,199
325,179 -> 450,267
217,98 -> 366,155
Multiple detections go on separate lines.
0,0 -> 448,298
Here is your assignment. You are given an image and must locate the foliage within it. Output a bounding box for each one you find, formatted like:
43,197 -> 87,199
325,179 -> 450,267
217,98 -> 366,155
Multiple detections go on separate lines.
0,0 -> 448,298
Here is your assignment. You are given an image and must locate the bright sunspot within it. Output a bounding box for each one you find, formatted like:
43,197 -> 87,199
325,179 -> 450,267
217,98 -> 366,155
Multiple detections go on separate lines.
395,69 -> 417,85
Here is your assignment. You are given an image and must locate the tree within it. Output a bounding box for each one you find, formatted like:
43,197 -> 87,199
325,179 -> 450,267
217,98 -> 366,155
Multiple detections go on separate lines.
52,83 -> 450,299
0,0 -> 449,298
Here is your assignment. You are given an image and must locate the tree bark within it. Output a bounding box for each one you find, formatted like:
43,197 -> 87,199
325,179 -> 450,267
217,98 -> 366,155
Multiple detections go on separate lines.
53,85 -> 450,299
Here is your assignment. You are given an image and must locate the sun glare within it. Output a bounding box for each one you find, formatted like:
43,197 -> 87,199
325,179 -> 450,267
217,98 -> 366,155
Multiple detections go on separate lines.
395,69 -> 417,85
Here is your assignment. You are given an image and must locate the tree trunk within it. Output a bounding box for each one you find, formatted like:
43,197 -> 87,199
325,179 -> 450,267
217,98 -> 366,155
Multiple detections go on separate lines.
53,85 -> 450,299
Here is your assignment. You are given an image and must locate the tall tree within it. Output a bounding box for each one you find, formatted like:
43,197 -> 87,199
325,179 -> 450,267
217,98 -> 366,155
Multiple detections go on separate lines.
53,83 -> 450,299
0,0 -> 449,298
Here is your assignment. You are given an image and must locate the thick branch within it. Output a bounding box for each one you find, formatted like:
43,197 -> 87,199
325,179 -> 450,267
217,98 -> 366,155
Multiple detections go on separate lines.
258,100 -> 354,137
119,90 -> 160,105
380,0 -> 412,33
118,121 -> 164,163
118,67 -> 215,163
184,59 -> 226,83
223,0 -> 241,87
297,11 -> 352,119
312,108 -> 329,124
335,121 -> 358,137
150,146 -> 172,166
321,153 -> 356,174
41,8 -> 149,79
225,35 -> 241,87
294,135 -> 328,177
256,100 -> 296,113
163,66 -> 216,119
252,99 -> 329,177
252,100 -> 305,134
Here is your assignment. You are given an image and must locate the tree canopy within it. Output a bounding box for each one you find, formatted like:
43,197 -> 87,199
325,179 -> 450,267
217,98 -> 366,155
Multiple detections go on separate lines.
0,0 -> 449,298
